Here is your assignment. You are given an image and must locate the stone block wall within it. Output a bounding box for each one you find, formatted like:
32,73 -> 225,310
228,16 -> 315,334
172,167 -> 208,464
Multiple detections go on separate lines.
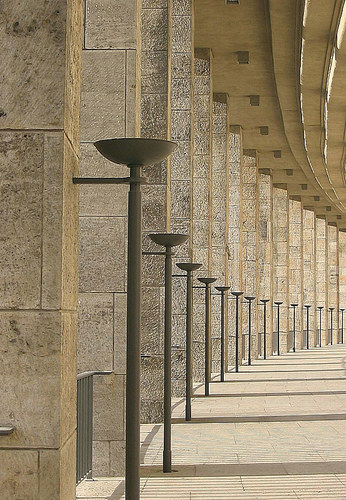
0,1 -> 83,498
228,127 -> 243,367
316,217 -> 328,344
273,187 -> 289,353
258,172 -> 273,357
303,209 -> 316,346
77,0 -> 139,477
328,225 -> 339,342
288,198 -> 303,349
242,151 -> 258,361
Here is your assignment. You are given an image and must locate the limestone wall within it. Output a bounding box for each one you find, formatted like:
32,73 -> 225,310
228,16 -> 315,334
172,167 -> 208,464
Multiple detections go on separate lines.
0,1 -> 83,497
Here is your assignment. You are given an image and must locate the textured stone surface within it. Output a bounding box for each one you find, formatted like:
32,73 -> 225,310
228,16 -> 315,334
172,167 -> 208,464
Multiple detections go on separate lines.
80,50 -> 126,142
79,143 -> 128,217
77,293 -> 114,372
93,441 -> 110,476
289,199 -> 303,348
114,292 -> 127,374
273,187 -> 289,353
0,311 -> 61,448
85,0 -> 137,49
79,217 -> 126,293
110,440 -> 125,476
0,450 -> 38,499
0,132 -> 43,309
93,374 -> 124,441
303,209 -> 316,345
258,172 -> 273,357
0,2 -> 66,130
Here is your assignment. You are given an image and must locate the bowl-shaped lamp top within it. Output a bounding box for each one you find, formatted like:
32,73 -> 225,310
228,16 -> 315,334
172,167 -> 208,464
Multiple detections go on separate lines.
231,291 -> 244,296
176,262 -> 202,272
274,301 -> 283,305
94,138 -> 177,166
149,233 -> 189,248
198,277 -> 217,285
244,296 -> 256,301
215,286 -> 231,292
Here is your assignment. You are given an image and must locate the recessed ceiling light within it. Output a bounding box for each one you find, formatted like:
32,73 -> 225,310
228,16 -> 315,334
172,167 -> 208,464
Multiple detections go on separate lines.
237,51 -> 249,64
260,126 -> 269,135
226,0 -> 240,4
273,150 -> 281,158
249,95 -> 260,106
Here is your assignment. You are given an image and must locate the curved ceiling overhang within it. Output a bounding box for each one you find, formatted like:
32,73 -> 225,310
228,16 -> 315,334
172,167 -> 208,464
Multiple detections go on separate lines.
195,0 -> 346,226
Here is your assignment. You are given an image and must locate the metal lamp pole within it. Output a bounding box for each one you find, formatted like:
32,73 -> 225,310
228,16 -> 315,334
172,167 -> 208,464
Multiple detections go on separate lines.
274,301 -> 283,355
329,307 -> 334,345
73,138 -> 177,500
260,299 -> 270,359
291,304 -> 298,353
231,291 -> 244,372
317,306 -> 323,347
144,233 -> 189,474
198,277 -> 217,396
304,305 -> 311,349
244,296 -> 256,365
340,308 -> 345,344
215,286 -> 231,381
175,262 -> 202,421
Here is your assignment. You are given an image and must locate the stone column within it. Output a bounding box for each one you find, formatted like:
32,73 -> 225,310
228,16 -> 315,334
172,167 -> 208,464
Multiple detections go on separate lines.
0,1 -> 82,498
328,224 -> 339,341
316,217 -> 329,345
192,48 -> 213,381
258,170 -> 273,358
273,187 -> 289,353
339,230 -> 346,324
140,0 -> 172,421
211,94 -> 229,374
288,198 -> 304,350
78,0 -> 139,475
302,209 -> 316,346
170,0 -> 194,397
228,126 -> 243,368
241,150 -> 258,361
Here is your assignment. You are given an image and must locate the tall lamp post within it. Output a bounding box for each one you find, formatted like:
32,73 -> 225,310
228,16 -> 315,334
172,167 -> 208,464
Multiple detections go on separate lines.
291,304 -> 298,353
73,138 -> 177,500
144,233 -> 189,474
329,307 -> 334,345
175,262 -> 202,421
304,305 -> 311,349
244,296 -> 256,365
215,286 -> 231,381
198,277 -> 217,396
274,301 -> 283,355
231,291 -> 244,372
317,306 -> 323,347
260,299 -> 270,359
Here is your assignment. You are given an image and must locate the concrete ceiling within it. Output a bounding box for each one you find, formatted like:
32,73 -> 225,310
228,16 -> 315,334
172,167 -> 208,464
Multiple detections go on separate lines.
194,0 -> 346,227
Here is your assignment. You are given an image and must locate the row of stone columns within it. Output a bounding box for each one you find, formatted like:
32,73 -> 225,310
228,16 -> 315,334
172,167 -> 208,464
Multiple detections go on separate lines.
76,0 -> 346,480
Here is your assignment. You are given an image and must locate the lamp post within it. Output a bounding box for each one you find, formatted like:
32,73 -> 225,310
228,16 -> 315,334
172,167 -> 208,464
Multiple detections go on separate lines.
244,296 -> 256,365
329,307 -> 334,345
215,286 -> 231,381
73,138 -> 177,500
198,277 -> 217,396
340,308 -> 345,344
260,299 -> 270,359
231,291 -> 244,372
274,301 -> 283,355
304,305 -> 311,349
144,233 -> 189,474
175,262 -> 202,421
317,306 -> 323,347
291,304 -> 298,353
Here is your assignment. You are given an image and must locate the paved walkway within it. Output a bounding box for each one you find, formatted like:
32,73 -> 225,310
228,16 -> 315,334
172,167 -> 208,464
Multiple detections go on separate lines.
77,344 -> 346,499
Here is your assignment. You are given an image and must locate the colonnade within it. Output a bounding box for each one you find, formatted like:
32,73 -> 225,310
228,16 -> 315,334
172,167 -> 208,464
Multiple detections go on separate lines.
77,0 -> 346,479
